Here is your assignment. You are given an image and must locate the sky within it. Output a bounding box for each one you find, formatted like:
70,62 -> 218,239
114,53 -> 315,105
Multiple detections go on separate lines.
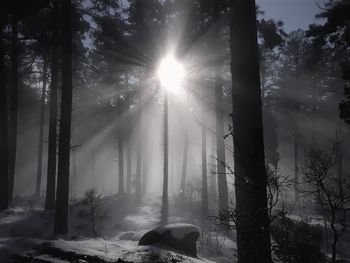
257,0 -> 326,32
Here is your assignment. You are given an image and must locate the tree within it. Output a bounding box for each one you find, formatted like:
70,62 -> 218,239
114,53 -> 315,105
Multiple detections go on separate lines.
8,12 -> 19,202
54,0 -> 73,235
213,0 -> 229,217
301,147 -> 350,263
35,57 -> 48,197
230,0 -> 272,262
45,0 -> 59,210
0,15 -> 9,211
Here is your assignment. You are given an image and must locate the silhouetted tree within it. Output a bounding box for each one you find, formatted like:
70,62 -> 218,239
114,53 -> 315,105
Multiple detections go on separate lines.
230,0 -> 272,262
54,0 -> 73,235
0,14 -> 9,211
45,0 -> 59,210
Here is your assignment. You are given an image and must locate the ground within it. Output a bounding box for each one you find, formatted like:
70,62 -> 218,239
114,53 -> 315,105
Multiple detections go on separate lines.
0,194 -> 235,263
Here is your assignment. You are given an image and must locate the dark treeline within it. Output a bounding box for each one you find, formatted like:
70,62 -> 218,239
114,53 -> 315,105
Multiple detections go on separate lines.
0,0 -> 350,263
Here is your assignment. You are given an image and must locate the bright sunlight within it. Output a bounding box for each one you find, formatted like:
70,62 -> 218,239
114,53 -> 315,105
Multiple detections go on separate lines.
157,55 -> 185,92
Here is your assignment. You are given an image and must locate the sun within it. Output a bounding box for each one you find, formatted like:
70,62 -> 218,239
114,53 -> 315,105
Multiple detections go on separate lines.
157,55 -> 185,92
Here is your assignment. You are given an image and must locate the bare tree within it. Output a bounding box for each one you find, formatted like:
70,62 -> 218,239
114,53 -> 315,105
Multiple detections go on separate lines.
301,146 -> 350,263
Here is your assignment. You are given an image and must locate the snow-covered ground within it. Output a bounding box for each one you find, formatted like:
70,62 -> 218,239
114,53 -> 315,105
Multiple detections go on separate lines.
0,194 -> 236,263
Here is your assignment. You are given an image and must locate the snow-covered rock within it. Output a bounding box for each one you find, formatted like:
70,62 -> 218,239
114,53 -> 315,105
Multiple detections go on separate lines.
138,223 -> 200,257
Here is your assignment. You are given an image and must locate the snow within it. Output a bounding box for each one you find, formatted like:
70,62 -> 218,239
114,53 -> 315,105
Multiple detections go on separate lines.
51,238 -> 214,262
0,194 -> 237,262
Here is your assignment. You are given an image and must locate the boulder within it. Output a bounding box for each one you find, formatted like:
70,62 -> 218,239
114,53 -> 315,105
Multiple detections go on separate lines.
138,223 -> 200,257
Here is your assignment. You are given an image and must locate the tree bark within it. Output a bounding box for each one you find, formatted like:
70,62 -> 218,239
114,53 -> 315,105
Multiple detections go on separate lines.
0,18 -> 9,211
230,1 -> 272,262
54,0 -> 73,236
35,58 -> 48,197
45,0 -> 59,210
9,14 -> 19,201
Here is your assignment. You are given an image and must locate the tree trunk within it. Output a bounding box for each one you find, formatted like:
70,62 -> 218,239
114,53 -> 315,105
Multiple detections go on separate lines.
54,0 -> 72,236
126,138 -> 132,194
180,131 -> 188,195
294,126 -> 299,201
209,133 -> 217,203
9,14 -> 19,201
135,110 -> 142,201
230,1 -> 272,262
118,137 -> 124,194
201,117 -> 208,216
45,0 -> 59,209
215,66 -> 228,215
35,58 -> 48,197
0,18 -> 9,211
162,90 -> 169,224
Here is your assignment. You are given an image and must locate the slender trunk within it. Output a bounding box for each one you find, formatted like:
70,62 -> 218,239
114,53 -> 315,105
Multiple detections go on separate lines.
142,143 -> 148,195
35,59 -> 48,197
331,211 -> 338,263
135,145 -> 142,200
209,133 -> 217,203
9,15 -> 18,201
126,138 -> 132,194
215,66 -> 228,215
0,18 -> 9,211
135,111 -> 142,201
118,138 -> 124,194
230,1 -> 272,262
294,126 -> 299,201
141,114 -> 148,195
54,0 -> 72,235
202,118 -> 208,216
45,0 -> 59,210
180,131 -> 188,195
162,90 -> 169,224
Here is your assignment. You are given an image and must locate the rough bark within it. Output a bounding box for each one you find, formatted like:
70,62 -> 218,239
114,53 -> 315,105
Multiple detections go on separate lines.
45,0 -> 59,210
54,0 -> 73,235
0,18 -> 9,211
35,58 -> 48,197
230,0 -> 272,262
8,14 -> 19,201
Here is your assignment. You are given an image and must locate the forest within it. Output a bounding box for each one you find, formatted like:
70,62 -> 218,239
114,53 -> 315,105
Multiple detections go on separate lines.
0,0 -> 350,262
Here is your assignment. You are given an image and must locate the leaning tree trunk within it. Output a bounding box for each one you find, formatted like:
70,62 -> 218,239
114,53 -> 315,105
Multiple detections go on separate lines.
54,0 -> 73,236
35,58 -> 48,197
0,18 -> 9,211
45,0 -> 59,210
230,1 -> 272,263
9,14 -> 19,201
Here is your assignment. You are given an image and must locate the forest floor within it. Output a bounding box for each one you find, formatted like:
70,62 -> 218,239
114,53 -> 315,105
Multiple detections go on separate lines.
0,194 -> 235,263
